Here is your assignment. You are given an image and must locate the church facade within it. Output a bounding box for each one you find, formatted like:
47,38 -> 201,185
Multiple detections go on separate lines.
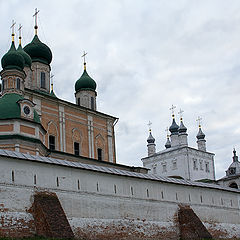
0,21 -> 117,164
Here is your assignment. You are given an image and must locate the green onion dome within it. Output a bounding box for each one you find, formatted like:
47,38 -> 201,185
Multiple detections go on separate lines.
24,35 -> 52,65
75,69 -> 97,92
1,42 -> 25,71
0,93 -> 40,124
17,44 -> 32,67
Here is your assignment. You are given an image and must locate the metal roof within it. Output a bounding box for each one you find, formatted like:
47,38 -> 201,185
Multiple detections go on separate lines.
0,149 -> 239,193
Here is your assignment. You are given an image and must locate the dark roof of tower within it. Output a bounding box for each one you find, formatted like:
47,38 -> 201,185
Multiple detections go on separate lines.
75,69 -> 97,92
147,131 -> 155,144
1,42 -> 25,71
24,35 -> 52,65
169,118 -> 179,134
17,44 -> 32,67
179,119 -> 187,133
196,127 -> 205,140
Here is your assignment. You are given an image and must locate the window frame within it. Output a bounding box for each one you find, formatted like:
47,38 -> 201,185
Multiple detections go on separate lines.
40,72 -> 46,89
49,135 -> 55,150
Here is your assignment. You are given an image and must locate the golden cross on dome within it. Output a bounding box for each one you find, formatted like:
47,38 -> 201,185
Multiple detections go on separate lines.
10,20 -> 16,41
196,116 -> 202,128
170,104 -> 176,118
81,51 -> 88,70
147,121 -> 152,132
33,8 -> 40,35
178,108 -> 184,120
18,24 -> 22,44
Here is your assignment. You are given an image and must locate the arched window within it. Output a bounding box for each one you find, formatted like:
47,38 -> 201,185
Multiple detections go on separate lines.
91,97 -> 94,110
49,135 -> 55,150
16,78 -> 21,89
74,142 -> 80,156
41,72 -> 46,89
97,148 -> 102,161
229,182 -> 238,189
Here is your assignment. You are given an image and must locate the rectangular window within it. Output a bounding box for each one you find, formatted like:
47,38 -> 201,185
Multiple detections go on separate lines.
16,78 -> 20,89
172,161 -> 177,170
91,97 -> 94,110
193,159 -> 198,170
77,98 -> 80,106
205,162 -> 210,172
199,160 -> 203,170
97,148 -> 102,161
74,142 -> 80,156
162,164 -> 167,173
49,135 -> 55,150
2,80 -> 4,90
40,72 -> 46,89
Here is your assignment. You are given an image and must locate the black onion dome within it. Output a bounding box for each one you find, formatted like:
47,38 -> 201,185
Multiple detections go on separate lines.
197,127 -> 205,140
179,120 -> 187,133
147,131 -> 155,144
24,35 -> 52,65
169,118 -> 179,134
165,137 -> 171,149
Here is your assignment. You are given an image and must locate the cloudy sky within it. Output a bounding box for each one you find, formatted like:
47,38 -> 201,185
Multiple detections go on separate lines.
1,0 -> 240,179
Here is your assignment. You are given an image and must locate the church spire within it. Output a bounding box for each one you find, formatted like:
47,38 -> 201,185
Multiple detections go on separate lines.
33,8 -> 40,35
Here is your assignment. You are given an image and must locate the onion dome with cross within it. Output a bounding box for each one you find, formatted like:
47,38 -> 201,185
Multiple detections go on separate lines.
169,105 -> 179,135
75,52 -> 97,92
24,9 -> 52,65
178,109 -> 187,133
1,21 -> 25,71
196,117 -> 205,140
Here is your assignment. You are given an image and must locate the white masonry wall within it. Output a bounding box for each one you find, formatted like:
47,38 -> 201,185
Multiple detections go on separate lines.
0,155 -> 239,239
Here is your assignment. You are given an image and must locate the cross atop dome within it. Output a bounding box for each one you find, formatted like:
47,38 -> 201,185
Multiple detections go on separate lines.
82,51 -> 88,70
33,8 -> 40,35
147,120 -> 152,132
10,20 -> 16,42
170,104 -> 176,118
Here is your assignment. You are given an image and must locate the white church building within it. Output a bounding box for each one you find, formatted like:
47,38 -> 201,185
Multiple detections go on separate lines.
141,111 -> 215,181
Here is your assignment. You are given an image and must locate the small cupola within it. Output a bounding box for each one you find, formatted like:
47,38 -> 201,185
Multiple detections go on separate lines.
165,136 -> 171,149
196,127 -> 205,140
146,121 -> 156,157
1,22 -> 24,72
75,52 -> 97,110
75,63 -> 97,92
179,118 -> 187,133
196,117 -> 206,151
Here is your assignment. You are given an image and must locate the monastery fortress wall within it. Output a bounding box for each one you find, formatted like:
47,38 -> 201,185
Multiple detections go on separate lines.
0,151 -> 239,239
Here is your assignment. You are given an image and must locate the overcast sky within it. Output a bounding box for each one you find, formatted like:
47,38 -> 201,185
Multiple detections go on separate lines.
1,0 -> 240,179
